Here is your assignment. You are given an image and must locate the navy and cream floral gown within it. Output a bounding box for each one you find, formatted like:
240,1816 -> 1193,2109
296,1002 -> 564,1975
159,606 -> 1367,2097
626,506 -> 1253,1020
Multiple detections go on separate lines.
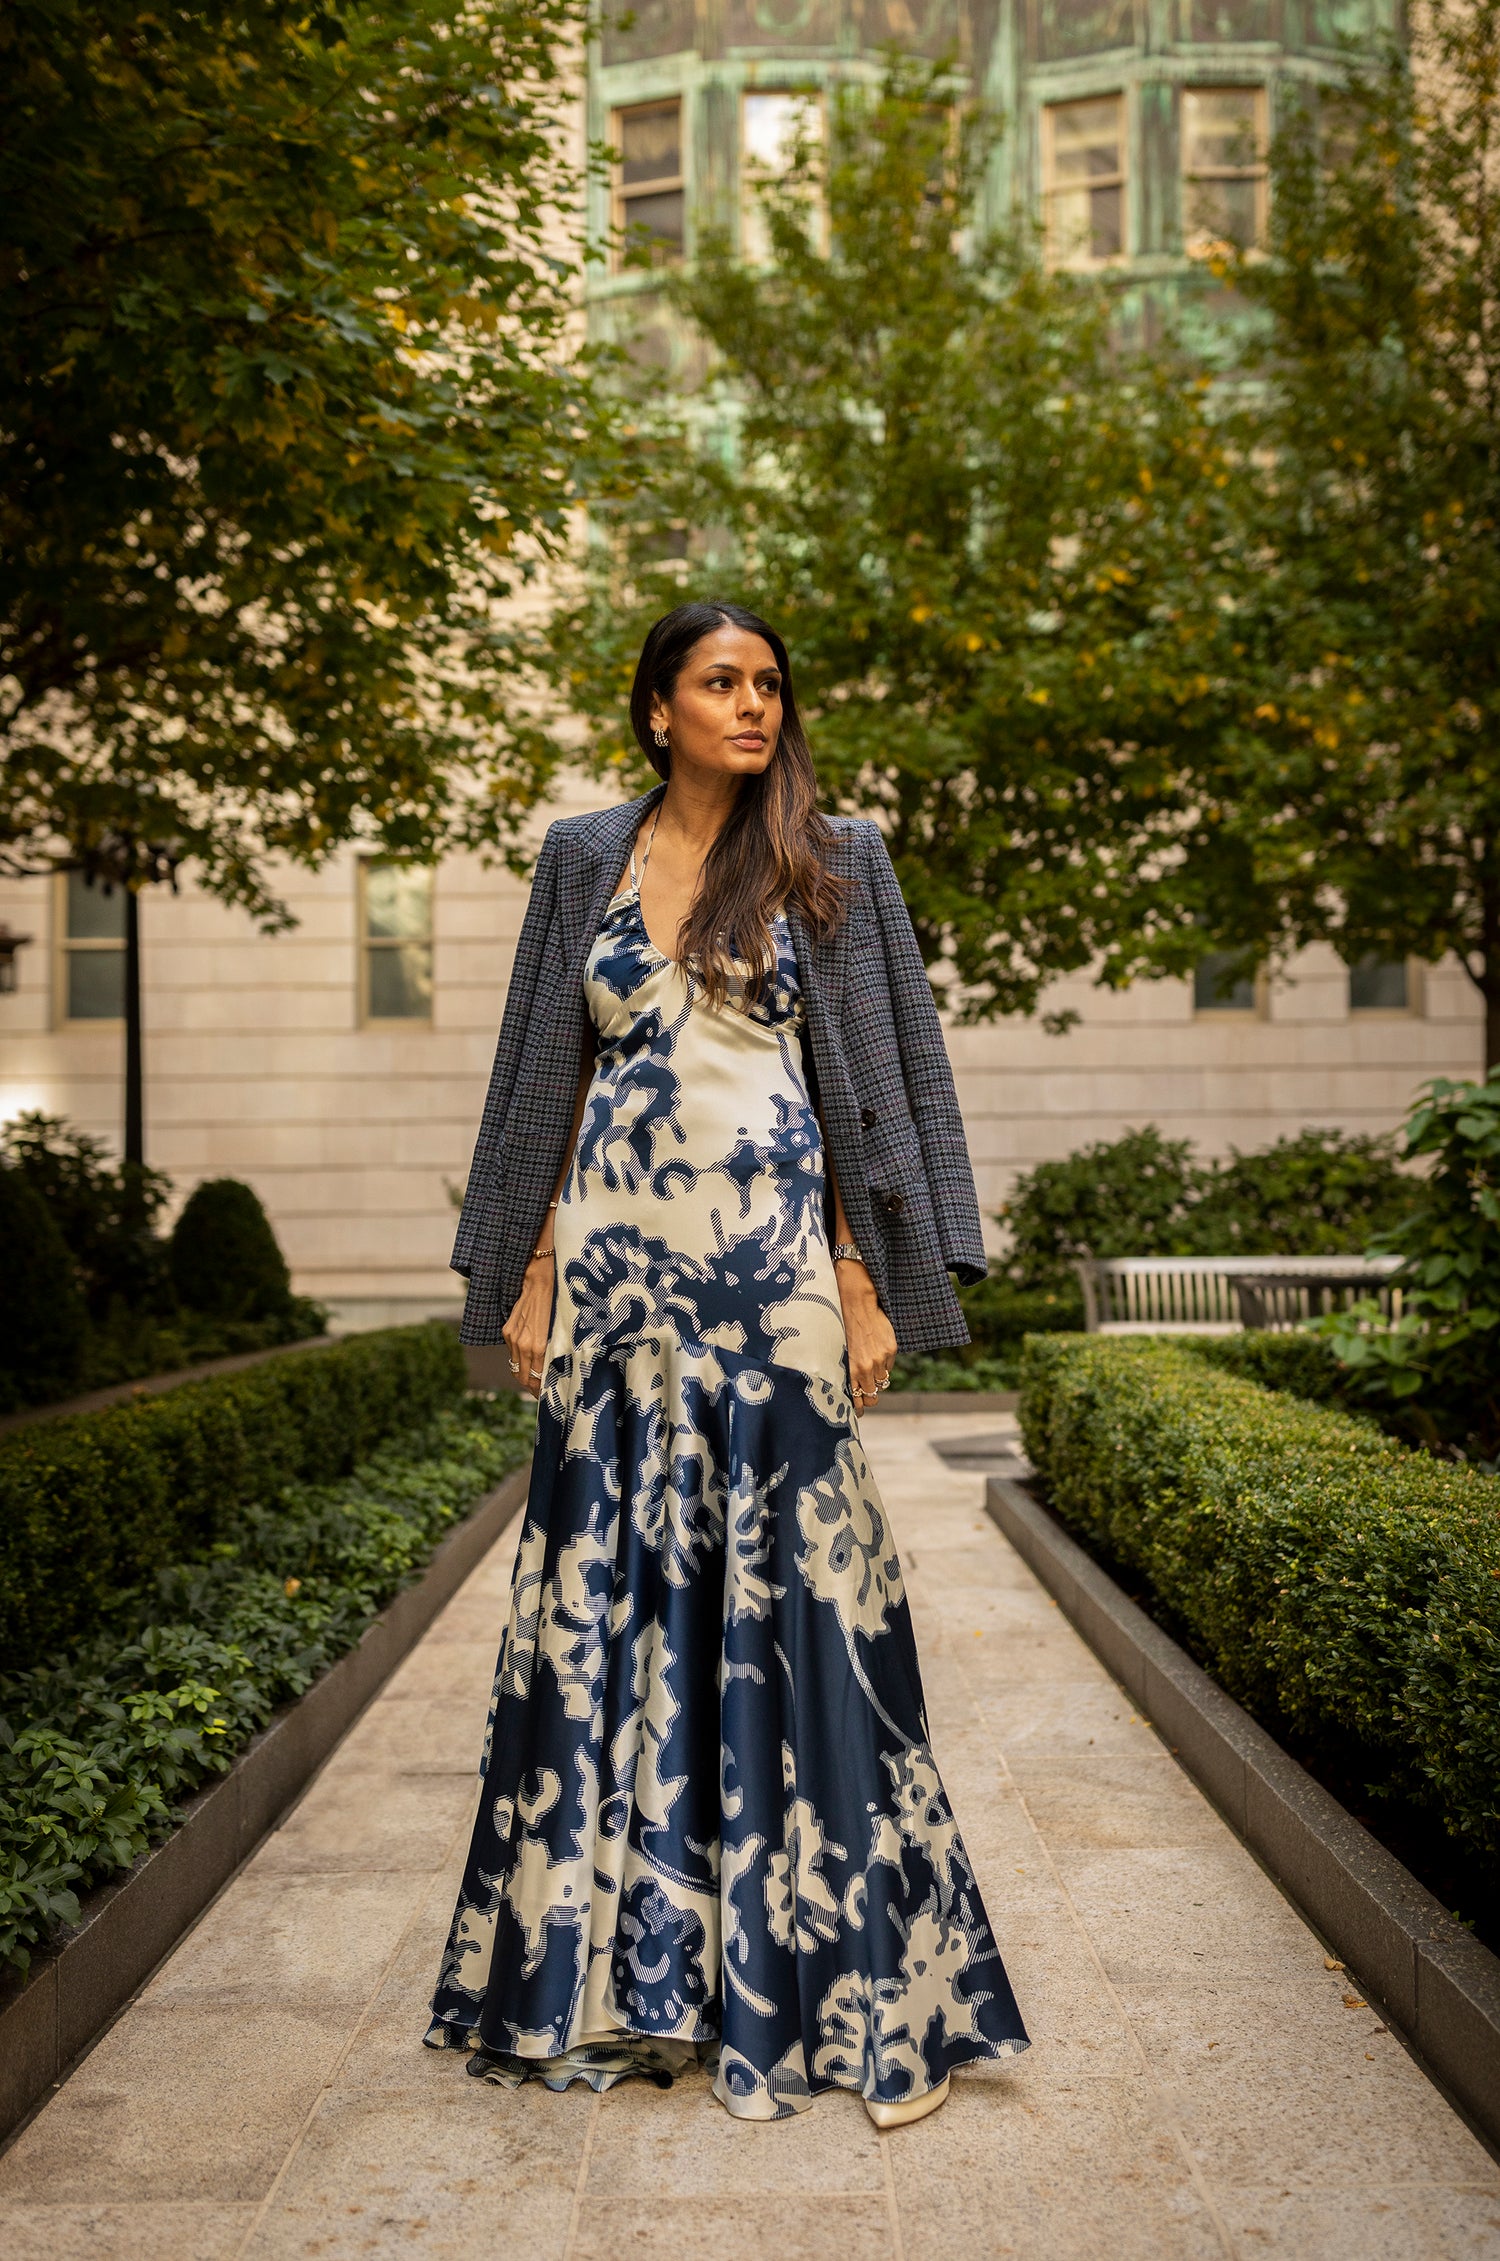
426,852 -> 1029,2118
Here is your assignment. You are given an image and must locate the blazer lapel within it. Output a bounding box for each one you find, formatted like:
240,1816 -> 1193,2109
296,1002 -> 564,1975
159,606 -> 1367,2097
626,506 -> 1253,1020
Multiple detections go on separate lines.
565,786 -> 664,971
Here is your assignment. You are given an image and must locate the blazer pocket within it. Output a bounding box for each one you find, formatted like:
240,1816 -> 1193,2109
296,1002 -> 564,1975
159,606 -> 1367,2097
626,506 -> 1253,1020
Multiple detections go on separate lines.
864,1121 -> 922,1210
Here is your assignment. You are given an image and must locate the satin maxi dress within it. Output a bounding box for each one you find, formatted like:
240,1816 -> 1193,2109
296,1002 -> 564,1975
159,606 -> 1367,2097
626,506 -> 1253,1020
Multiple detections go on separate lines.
426,841 -> 1030,2119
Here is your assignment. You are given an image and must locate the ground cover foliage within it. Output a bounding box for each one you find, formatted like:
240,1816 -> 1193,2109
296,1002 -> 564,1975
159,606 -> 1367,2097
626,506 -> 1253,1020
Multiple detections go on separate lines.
0,1322 -> 467,1673
1018,1335 -> 1500,1869
0,1384 -> 532,1973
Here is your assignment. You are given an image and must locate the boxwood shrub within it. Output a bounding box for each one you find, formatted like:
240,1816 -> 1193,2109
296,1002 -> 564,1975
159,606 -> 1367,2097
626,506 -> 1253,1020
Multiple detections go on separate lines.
1018,1334 -> 1500,1856
0,1322 -> 466,1674
0,1391 -> 533,1971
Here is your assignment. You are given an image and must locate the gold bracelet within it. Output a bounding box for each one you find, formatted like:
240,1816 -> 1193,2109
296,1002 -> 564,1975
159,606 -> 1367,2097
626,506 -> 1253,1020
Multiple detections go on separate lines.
529,1246 -> 555,1265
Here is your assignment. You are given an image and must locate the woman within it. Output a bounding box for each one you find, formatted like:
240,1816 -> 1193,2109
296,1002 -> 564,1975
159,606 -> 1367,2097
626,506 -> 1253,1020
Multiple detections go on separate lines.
427,600 -> 1029,2124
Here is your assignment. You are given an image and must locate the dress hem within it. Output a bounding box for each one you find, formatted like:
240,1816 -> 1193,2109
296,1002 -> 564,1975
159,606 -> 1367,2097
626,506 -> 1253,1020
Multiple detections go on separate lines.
423,2012 -> 1030,2115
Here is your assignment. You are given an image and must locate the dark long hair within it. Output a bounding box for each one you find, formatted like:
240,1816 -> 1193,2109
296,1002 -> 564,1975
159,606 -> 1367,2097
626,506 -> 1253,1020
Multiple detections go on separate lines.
629,600 -> 846,1006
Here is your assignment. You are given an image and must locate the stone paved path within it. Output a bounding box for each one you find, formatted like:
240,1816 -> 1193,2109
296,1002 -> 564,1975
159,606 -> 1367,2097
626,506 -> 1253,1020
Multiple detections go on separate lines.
3,1410 -> 1498,2261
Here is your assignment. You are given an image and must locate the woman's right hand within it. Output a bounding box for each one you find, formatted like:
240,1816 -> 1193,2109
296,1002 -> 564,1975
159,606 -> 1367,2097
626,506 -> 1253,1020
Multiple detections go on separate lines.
502,1257 -> 555,1400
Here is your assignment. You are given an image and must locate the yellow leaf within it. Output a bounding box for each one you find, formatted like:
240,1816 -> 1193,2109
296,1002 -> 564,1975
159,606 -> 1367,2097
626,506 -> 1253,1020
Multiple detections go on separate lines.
910,602 -> 933,623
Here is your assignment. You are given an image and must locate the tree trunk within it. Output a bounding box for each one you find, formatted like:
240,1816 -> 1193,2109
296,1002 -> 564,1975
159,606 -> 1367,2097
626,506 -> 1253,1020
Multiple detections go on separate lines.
124,885 -> 142,1169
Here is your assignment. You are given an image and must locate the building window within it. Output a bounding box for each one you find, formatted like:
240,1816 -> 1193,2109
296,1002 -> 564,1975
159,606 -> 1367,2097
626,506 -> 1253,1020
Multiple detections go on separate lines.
1193,950 -> 1260,1014
56,870 -> 126,1023
613,99 -> 685,271
1043,95 -> 1126,269
1181,85 -> 1267,254
1349,956 -> 1413,1013
741,90 -> 822,264
361,862 -> 433,1023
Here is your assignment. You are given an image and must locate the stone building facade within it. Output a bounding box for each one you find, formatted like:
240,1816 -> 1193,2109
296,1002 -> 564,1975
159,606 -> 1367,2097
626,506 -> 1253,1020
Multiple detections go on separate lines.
0,0 -> 1478,1327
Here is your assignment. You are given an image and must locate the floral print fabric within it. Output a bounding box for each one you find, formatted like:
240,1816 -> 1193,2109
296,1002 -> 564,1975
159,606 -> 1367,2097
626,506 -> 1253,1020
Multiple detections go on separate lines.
426,877 -> 1029,2117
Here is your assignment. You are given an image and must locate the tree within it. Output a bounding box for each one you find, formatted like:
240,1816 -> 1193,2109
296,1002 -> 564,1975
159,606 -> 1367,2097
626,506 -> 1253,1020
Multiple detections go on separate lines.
0,0 -> 606,927
544,63 -> 1236,1016
1203,0 -> 1500,1068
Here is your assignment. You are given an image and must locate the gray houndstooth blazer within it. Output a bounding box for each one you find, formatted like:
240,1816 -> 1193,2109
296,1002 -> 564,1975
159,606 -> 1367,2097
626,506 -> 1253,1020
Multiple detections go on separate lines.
451,785 -> 988,1353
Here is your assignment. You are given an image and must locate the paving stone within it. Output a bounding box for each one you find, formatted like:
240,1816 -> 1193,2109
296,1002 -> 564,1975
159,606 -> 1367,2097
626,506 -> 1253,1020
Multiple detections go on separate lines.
565,2195 -> 896,2261
0,2003 -> 344,2203
0,2201 -> 257,2261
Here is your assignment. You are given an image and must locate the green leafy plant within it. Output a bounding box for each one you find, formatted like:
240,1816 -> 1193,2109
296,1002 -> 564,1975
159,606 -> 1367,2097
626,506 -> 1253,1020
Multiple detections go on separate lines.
0,1321 -> 467,1673
997,1124 -> 1416,1299
545,58 -> 1237,1017
1319,1075 -> 1500,1460
169,1178 -> 294,1324
0,1168 -> 87,1412
1,0 -> 609,924
1,1112 -> 171,1319
999,1127 -> 1201,1296
0,1393 -> 533,1971
1191,0 -> 1500,1068
1019,1334 -> 1500,1856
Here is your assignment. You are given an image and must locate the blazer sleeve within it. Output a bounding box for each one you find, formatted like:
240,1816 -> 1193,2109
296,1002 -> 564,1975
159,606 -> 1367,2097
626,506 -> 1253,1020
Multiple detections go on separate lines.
864,827 -> 989,1285
451,823 -> 563,1279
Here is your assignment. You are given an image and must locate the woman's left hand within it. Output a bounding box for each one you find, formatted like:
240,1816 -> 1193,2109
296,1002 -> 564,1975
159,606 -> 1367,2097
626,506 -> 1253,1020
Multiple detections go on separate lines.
836,1260 -> 899,1413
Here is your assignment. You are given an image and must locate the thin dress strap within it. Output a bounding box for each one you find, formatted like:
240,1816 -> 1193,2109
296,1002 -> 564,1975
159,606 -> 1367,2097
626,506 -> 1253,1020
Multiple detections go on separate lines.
632,809 -> 661,892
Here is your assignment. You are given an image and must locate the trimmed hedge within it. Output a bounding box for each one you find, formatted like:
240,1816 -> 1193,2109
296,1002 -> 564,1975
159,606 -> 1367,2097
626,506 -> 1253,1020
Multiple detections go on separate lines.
1018,1334 -> 1500,1856
0,1323 -> 466,1674
1181,1330 -> 1354,1409
0,1393 -> 533,1970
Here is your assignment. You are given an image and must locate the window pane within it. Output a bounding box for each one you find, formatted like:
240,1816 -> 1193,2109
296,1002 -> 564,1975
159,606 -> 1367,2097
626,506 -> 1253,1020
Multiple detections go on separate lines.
364,863 -> 432,941
1185,172 -> 1259,247
1183,86 -> 1260,172
67,869 -> 127,940
1194,952 -> 1257,1011
622,188 -> 685,262
1349,956 -> 1409,1011
1049,97 -> 1123,184
367,940 -> 433,1020
1089,182 -> 1124,258
68,947 -> 126,1019
743,91 -> 819,172
620,100 -> 680,186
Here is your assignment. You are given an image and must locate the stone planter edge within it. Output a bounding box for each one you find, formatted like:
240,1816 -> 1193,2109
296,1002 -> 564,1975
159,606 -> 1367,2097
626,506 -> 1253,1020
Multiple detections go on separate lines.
0,1457 -> 531,2150
984,1473 -> 1500,2155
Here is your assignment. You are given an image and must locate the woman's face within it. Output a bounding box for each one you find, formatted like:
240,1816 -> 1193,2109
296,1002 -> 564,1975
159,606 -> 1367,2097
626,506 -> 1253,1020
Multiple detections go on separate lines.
650,626 -> 783,781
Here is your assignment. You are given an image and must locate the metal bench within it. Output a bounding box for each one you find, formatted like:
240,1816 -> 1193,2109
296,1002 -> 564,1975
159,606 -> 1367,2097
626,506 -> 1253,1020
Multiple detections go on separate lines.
1075,1254 -> 1403,1335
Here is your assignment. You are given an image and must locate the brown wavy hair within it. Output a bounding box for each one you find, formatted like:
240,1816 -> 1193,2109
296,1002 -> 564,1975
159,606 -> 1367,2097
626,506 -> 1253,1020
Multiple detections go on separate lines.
630,600 -> 847,1007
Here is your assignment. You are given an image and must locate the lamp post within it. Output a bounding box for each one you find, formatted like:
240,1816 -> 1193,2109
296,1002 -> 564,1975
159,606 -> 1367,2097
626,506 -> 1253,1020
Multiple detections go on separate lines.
66,834 -> 182,1176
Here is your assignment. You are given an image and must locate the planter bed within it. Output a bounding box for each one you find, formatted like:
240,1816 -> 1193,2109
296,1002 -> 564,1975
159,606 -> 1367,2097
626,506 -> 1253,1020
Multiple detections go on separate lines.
0,1328 -> 536,2143
984,1472 -> 1500,2153
0,1450 -> 530,2148
1018,1333 -> 1500,1873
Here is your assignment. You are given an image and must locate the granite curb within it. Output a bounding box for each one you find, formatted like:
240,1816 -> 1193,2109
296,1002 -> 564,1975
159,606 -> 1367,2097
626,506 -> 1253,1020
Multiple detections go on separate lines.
0,1456 -> 531,2151
873,1390 -> 1020,1415
984,1472 -> 1500,2154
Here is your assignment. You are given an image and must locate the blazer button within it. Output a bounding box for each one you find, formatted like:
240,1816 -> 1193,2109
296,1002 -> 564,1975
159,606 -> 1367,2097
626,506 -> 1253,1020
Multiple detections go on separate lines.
884,1192 -> 905,1217
860,1104 -> 878,1129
